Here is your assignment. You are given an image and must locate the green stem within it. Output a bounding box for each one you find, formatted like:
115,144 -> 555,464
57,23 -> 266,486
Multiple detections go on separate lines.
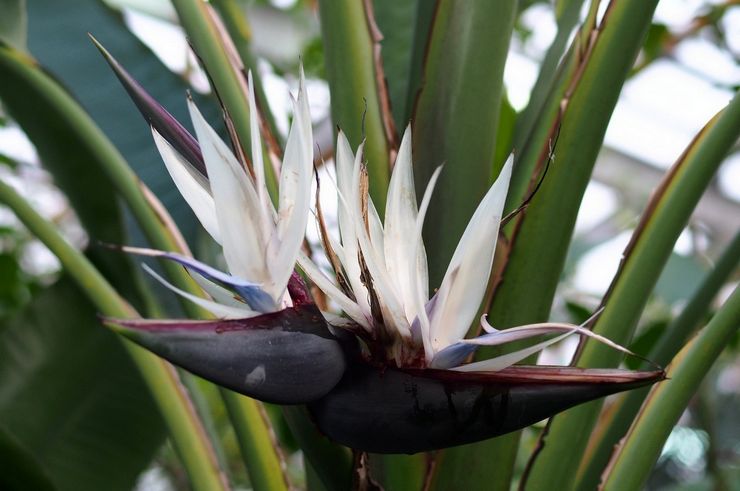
220,391 -> 290,491
210,0 -> 281,144
601,285 -> 740,491
524,86 -> 740,491
171,0 -> 279,198
0,178 -> 229,491
576,231 -> 740,490
317,0 -> 393,212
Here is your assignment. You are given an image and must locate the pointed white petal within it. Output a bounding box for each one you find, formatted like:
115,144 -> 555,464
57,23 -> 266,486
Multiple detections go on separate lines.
367,200 -> 385,268
350,149 -> 410,338
269,68 -> 313,300
151,128 -> 221,243
143,264 -> 256,319
333,135 -> 370,313
451,330 -> 573,372
296,252 -> 371,329
384,125 -> 423,318
409,165 -> 442,361
188,100 -> 270,284
470,319 -> 640,359
429,155 -> 513,352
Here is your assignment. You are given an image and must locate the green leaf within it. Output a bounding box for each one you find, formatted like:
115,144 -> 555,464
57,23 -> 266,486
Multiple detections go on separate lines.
0,0 -> 26,51
372,0 -> 418,131
171,0 -> 279,198
0,426 -> 56,491
414,3 -> 517,488
482,2 -> 660,489
513,0 -> 585,152
575,231 -> 740,491
600,285 -> 740,491
523,87 -> 740,491
26,0 -> 220,243
0,277 -> 164,491
0,45 -> 148,310
411,0 -> 517,284
317,0 -> 395,212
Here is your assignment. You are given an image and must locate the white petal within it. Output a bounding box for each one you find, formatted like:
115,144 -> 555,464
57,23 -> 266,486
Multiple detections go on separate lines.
451,330 -> 573,372
384,125 -> 425,320
429,155 -> 513,352
333,134 -> 370,313
269,68 -> 313,300
143,264 -> 256,319
350,148 -> 410,338
471,318 -> 639,359
296,252 -> 371,329
151,128 -> 221,243
188,100 -> 270,284
410,165 -> 442,361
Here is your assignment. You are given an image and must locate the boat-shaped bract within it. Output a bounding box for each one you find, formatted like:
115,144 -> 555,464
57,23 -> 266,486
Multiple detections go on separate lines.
309,361 -> 664,454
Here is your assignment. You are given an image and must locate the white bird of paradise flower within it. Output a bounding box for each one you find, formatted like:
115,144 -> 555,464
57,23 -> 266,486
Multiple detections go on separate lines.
128,68 -> 635,373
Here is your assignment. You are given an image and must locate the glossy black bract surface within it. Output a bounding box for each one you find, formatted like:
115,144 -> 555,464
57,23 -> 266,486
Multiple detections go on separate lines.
107,304 -> 346,404
308,362 -> 664,454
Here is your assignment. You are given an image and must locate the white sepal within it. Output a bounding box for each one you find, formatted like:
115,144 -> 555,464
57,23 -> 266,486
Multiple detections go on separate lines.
188,100 -> 269,285
429,156 -> 513,353
151,128 -> 221,244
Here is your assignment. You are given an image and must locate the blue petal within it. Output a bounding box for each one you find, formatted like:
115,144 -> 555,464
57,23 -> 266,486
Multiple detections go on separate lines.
430,342 -> 479,369
121,246 -> 276,312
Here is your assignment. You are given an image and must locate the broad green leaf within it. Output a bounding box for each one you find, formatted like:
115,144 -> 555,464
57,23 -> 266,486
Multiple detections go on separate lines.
317,0 -> 395,212
601,285 -> 740,491
372,0 -> 418,131
26,0 -> 220,243
0,178 -> 230,491
0,426 -> 56,491
575,231 -> 740,490
0,0 -> 26,51
0,277 -> 164,491
523,87 -> 740,491
0,44 -> 148,311
414,2 -> 517,488
482,2 -> 660,489
411,0 -> 517,284
513,0 -> 585,151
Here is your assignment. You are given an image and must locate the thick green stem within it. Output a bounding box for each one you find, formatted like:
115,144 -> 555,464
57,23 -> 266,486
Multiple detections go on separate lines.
171,0 -> 279,197
524,87 -> 740,491
601,285 -> 740,491
0,179 -> 229,491
576,231 -> 740,490
220,391 -> 289,491
317,0 -> 393,212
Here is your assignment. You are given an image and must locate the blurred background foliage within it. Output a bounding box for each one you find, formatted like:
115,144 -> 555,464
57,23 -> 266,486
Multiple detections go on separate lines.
0,0 -> 738,490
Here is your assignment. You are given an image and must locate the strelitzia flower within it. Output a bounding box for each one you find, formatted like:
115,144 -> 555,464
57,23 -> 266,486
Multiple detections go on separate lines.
299,129 -> 664,453
95,40 -> 344,404
95,40 -> 663,453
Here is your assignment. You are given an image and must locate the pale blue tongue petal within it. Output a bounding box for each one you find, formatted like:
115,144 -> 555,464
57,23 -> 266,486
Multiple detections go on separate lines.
451,330 -> 574,372
121,246 -> 276,312
429,342 -> 478,369
142,264 -> 257,319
